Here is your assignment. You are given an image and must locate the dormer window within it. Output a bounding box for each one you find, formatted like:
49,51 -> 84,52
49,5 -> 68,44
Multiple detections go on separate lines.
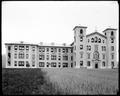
98,38 -> 101,43
95,36 -> 98,43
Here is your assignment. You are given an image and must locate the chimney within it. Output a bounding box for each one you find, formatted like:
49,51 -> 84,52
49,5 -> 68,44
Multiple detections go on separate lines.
40,42 -> 43,45
20,41 -> 24,44
63,43 -> 66,46
51,42 -> 55,45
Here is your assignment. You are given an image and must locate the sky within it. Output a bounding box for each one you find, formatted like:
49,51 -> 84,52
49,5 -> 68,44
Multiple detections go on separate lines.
2,1 -> 119,61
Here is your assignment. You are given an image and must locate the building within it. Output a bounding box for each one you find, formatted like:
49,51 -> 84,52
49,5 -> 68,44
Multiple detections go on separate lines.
5,25 -> 117,69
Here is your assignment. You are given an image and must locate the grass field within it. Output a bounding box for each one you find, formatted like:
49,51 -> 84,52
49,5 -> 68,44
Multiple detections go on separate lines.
42,68 -> 119,95
2,68 -> 119,95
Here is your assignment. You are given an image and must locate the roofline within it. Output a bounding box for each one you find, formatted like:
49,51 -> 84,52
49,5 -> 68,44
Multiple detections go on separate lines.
5,43 -> 73,48
86,32 -> 107,39
73,26 -> 87,30
103,28 -> 117,32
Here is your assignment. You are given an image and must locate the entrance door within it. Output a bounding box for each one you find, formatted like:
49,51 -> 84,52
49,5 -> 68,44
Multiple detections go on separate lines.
95,63 -> 98,69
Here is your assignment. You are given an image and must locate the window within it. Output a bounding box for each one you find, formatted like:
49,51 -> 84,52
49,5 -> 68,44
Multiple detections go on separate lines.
47,48 -> 49,52
46,55 -> 49,60
111,38 -> 114,43
80,29 -> 83,34
26,46 -> 29,50
111,31 -> 114,36
39,47 -> 45,52
39,62 -> 45,67
62,48 -> 65,53
14,53 -> 17,59
18,52 -> 24,59
14,61 -> 17,66
8,61 -> 11,66
32,54 -> 35,60
95,36 -> 98,43
32,46 -> 35,51
14,45 -> 17,50
80,52 -> 83,58
111,53 -> 114,59
18,61 -> 24,66
102,54 -> 105,59
51,48 -> 56,53
39,55 -> 45,60
58,55 -> 61,60
26,61 -> 30,67
71,49 -> 73,53
111,46 -> 114,51
26,54 -> 29,59
102,46 -> 106,51
98,38 -> 101,43
51,62 -> 57,67
102,61 -> 105,67
103,40 -> 104,43
80,61 -> 83,66
87,61 -> 90,66
19,46 -> 24,50
87,53 -> 90,59
59,48 -> 61,52
8,53 -> 11,59
63,55 -> 68,61
80,45 -> 83,50
58,62 -> 61,67
91,38 -> 94,43
51,55 -> 57,60
62,63 -> 68,67
87,45 -> 91,51
46,62 -> 50,67
66,48 -> 68,53
80,37 -> 83,42
32,61 -> 35,67
88,39 -> 90,43
111,61 -> 114,68
105,33 -> 106,35
71,56 -> 73,61
8,46 -> 11,51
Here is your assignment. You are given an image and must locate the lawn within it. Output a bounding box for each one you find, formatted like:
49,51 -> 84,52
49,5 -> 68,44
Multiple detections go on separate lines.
42,68 -> 119,95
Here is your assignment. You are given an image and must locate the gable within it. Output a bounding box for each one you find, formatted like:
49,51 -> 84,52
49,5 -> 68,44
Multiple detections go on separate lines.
86,32 -> 107,39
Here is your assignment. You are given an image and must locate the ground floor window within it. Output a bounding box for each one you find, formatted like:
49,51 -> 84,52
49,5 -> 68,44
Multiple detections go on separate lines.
26,61 -> 30,67
51,62 -> 57,67
102,61 -> 106,67
87,61 -> 90,66
62,63 -> 68,67
46,62 -> 50,67
80,61 -> 83,66
18,61 -> 24,66
111,61 -> 114,68
14,61 -> 17,66
39,62 -> 45,67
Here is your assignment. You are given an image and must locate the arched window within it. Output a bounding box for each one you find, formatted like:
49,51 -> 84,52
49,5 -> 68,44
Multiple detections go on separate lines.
111,31 -> 114,36
93,51 -> 99,60
95,36 -> 98,43
98,38 -> 101,43
91,38 -> 94,43
80,29 -> 83,34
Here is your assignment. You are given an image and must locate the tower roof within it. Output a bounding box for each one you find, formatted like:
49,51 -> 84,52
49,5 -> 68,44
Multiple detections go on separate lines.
103,28 -> 117,33
73,26 -> 87,30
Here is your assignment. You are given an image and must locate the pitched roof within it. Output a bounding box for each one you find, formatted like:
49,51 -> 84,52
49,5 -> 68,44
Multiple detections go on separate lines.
86,32 -> 107,39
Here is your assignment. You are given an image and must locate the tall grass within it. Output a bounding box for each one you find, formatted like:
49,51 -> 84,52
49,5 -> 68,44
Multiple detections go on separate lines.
43,68 -> 118,95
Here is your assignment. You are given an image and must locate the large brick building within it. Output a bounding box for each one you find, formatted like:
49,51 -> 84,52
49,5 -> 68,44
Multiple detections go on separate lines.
5,25 -> 117,69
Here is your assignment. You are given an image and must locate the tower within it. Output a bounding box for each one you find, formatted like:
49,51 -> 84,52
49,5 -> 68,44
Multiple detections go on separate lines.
73,26 -> 87,68
103,28 -> 117,68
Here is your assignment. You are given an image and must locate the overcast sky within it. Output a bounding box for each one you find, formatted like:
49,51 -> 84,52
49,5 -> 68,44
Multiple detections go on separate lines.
2,1 -> 119,60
